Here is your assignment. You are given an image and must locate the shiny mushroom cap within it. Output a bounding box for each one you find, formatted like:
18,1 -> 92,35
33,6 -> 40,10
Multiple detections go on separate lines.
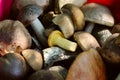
81,3 -> 114,27
18,4 -> 43,25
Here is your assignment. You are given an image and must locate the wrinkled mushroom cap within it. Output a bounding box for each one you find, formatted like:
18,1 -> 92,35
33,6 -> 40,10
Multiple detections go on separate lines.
18,4 -> 43,25
81,3 -> 114,27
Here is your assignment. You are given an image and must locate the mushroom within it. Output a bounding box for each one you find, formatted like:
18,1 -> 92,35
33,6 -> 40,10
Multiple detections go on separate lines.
55,0 -> 87,13
66,48 -> 106,80
99,33 -> 120,63
28,70 -> 64,80
12,0 -> 50,18
48,30 -> 77,52
48,66 -> 68,79
43,47 -> 76,68
116,73 -> 120,80
22,49 -> 43,71
112,23 -> 120,33
93,26 -> 112,46
0,20 -> 32,56
52,14 -> 74,38
61,4 -> 85,31
0,53 -> 28,80
74,31 -> 100,51
18,4 -> 47,47
81,3 -> 114,33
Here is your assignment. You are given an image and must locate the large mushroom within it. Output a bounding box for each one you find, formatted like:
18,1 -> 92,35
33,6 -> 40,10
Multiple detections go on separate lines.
55,0 -> 87,13
81,3 -> 114,33
66,48 -> 106,80
18,4 -> 47,47
0,20 -> 32,56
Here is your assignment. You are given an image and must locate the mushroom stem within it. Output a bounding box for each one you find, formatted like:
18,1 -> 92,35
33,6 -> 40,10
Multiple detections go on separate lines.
48,30 -> 77,52
54,35 -> 77,52
31,18 -> 47,46
84,22 -> 95,33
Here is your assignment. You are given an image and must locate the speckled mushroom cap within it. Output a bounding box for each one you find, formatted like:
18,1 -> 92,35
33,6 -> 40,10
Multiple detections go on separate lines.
81,3 -> 114,27
18,4 -> 43,25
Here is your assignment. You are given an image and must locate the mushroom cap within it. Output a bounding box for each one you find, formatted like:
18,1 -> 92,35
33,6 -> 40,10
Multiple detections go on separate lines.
22,49 -> 43,71
66,48 -> 106,80
100,33 -> 120,63
0,20 -> 32,56
55,0 -> 87,13
52,14 -> 74,38
18,4 -> 43,25
81,3 -> 114,27
48,30 -> 64,47
112,23 -> 120,33
61,4 -> 85,31
74,31 -> 100,51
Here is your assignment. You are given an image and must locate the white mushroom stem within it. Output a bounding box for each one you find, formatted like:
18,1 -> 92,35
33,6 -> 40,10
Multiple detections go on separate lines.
84,22 -> 95,33
31,18 -> 48,46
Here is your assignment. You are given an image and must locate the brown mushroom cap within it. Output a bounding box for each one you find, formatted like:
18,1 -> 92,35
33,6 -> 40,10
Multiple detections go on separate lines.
100,33 -> 120,63
66,48 -> 106,80
0,20 -> 32,56
0,53 -> 28,80
61,4 -> 85,31
81,3 -> 114,27
18,4 -> 43,25
74,31 -> 100,51
22,49 -> 43,71
112,23 -> 120,33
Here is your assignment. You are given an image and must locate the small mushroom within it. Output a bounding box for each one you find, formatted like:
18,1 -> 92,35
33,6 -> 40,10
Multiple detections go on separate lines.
81,3 -> 114,33
52,14 -> 74,38
99,33 -> 120,63
28,70 -> 64,80
0,53 -> 28,80
48,30 -> 77,52
61,4 -> 85,31
55,0 -> 87,13
66,48 -> 106,80
43,47 -> 76,68
48,66 -> 68,79
74,31 -> 100,51
112,23 -> 120,33
96,29 -> 112,46
18,4 -> 47,47
0,20 -> 32,56
22,49 -> 43,71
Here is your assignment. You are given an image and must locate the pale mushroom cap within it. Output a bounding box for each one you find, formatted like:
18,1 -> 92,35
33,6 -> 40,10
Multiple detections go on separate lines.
74,31 -> 100,51
18,4 -> 43,25
22,49 -> 43,71
55,0 -> 87,13
81,3 -> 114,27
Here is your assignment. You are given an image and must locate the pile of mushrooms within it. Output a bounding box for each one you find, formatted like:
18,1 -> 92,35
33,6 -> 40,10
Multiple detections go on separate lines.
1,0 -> 120,80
